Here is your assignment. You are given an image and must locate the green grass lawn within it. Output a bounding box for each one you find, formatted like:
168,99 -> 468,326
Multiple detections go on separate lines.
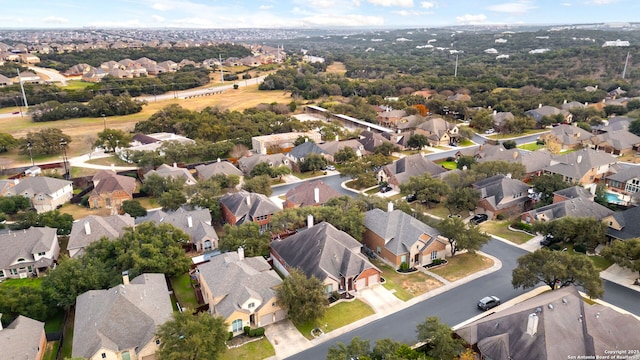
0,277 -> 42,288
430,253 -> 494,282
458,139 -> 474,147
295,300 -> 375,340
220,338 -> 275,360
60,324 -> 73,359
372,259 -> 443,301
438,161 -> 457,170
63,80 -> 93,90
85,155 -> 132,166
135,197 -> 159,210
413,203 -> 451,219
43,342 -> 60,360
171,273 -> 199,310
479,220 -> 534,244
58,202 -> 111,220
556,243 -> 613,272
44,309 -> 66,333
295,171 -> 328,180
518,143 -> 544,151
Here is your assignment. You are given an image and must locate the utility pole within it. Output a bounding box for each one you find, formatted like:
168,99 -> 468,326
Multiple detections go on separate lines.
622,51 -> 630,80
219,54 -> 224,84
17,69 -> 29,110
454,54 -> 459,78
102,113 -> 106,131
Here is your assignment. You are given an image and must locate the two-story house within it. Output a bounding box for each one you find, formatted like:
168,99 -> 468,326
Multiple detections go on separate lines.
0,227 -> 59,280
5,176 -> 73,213
88,170 -> 136,214
218,190 -> 281,232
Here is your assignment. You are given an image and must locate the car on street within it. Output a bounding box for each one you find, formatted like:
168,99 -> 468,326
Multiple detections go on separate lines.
477,296 -> 501,311
324,165 -> 336,171
469,213 -> 488,224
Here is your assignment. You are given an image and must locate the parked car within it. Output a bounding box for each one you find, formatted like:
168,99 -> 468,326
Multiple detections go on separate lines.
477,296 -> 501,311
406,193 -> 418,203
470,214 -> 488,224
380,185 -> 392,193
485,128 -> 495,134
539,234 -> 556,246
324,165 -> 336,171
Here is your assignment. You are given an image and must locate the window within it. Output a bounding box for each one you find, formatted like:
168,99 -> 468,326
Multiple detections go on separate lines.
38,252 -> 45,256
10,269 -> 17,275
156,339 -> 161,345
248,302 -> 255,309
430,251 -> 438,260
101,353 -> 106,359
17,258 -> 25,262
38,195 -> 44,201
376,246 -> 381,254
232,319 -> 243,332
327,284 -> 333,293
0,270 -> 4,278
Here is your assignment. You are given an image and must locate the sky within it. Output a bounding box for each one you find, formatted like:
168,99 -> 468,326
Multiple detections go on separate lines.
1,0 -> 639,29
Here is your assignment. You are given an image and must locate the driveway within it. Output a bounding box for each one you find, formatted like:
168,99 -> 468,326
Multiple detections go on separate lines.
358,284 -> 403,314
264,319 -> 309,360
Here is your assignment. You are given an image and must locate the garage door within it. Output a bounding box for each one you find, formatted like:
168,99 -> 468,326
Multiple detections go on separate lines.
260,313 -> 274,326
261,310 -> 287,326
368,274 -> 379,286
274,309 -> 286,322
355,278 -> 366,291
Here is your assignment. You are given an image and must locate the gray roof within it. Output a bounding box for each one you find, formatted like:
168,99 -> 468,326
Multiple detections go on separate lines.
285,180 -> 342,207
237,153 -> 291,174
456,286 -> 640,360
197,252 -> 282,319
219,190 -> 281,224
552,186 -> 594,201
358,130 -> 392,152
606,163 -> 640,183
0,315 -> 45,360
144,164 -> 196,184
195,161 -> 243,180
591,130 -> 640,151
364,208 -> 441,256
91,171 -> 136,197
525,105 -> 565,122
140,207 -> 218,247
524,197 -> 614,221
73,273 -> 173,359
473,175 -> 530,210
383,154 -> 447,185
68,214 -> 134,257
7,176 -> 71,197
317,139 -> 365,156
561,101 -> 586,111
492,112 -> 514,127
543,148 -> 617,181
287,141 -> 327,161
417,117 -> 457,139
0,227 -> 58,270
594,116 -> 632,133
546,124 -> 592,146
271,222 -> 378,282
606,206 -> 640,241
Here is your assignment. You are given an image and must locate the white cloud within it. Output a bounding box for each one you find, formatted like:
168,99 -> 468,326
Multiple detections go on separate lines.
308,0 -> 336,8
152,2 -> 173,11
152,15 -> 165,22
420,1 -> 435,8
586,0 -> 617,4
302,13 -> 384,26
353,0 -> 361,5
392,9 -> 431,16
455,13 -> 487,25
367,0 -> 414,7
170,17 -> 213,27
259,5 -> 273,10
488,1 -> 536,14
561,2 -> 572,6
42,16 -> 69,24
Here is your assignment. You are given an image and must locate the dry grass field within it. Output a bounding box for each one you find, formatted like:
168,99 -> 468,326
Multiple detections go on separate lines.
326,61 -> 347,75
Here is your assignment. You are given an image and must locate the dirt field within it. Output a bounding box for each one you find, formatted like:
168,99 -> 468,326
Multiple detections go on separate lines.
326,62 -> 347,75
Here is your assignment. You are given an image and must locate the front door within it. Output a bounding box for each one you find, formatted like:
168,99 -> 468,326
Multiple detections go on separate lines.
347,277 -> 353,291
250,314 -> 256,326
414,253 -> 420,265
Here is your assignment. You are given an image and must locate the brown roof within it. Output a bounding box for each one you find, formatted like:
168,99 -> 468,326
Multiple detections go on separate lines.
92,171 -> 136,196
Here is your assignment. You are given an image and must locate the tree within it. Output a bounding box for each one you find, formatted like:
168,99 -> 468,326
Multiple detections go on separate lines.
271,165 -> 291,180
437,217 -> 490,256
512,248 -> 603,298
276,268 -> 327,324
242,175 -> 272,196
249,161 -> 274,178
0,196 -> 30,214
334,146 -> 357,163
20,128 -> 71,155
469,109 -> 494,132
159,189 -> 187,211
629,119 -> 640,136
0,286 -> 54,323
374,142 -> 397,156
416,316 -> 464,360
219,222 -> 271,257
456,155 -> 476,170
141,173 -> 186,197
10,210 -> 74,235
400,174 -> 451,208
156,311 -> 228,360
472,161 -> 526,180
600,239 -> 640,278
531,217 -> 607,250
301,153 -> 327,173
502,140 -> 517,149
327,337 -> 371,360
0,132 -> 17,153
294,135 -> 314,146
444,187 -> 480,215
94,128 -> 132,152
407,134 -> 429,150
121,200 -> 147,218
531,174 -> 570,204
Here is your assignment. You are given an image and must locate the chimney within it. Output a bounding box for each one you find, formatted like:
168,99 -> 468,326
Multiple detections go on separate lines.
307,214 -> 314,229
577,155 -> 582,164
84,221 -> 91,235
538,103 -> 542,108
217,157 -> 221,163
173,162 -> 177,168
314,187 -> 320,203
387,201 -> 394,212
246,196 -> 251,206
335,135 -> 339,141
595,85 -> 598,89
111,163 -> 116,172
0,313 -> 3,331
304,137 -> 308,143
493,110 -> 497,116
584,102 -> 588,106
563,99 -> 567,104
122,271 -> 130,285
526,313 -> 539,336
237,246 -> 244,261
187,215 -> 193,228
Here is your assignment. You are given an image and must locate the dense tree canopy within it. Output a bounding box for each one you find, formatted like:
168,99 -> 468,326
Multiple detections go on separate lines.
19,128 -> 71,156
600,238 -> 640,277
156,311 -> 229,360
531,216 -> 607,250
416,316 -> 465,360
436,217 -> 490,256
219,222 -> 271,257
276,268 -> 327,324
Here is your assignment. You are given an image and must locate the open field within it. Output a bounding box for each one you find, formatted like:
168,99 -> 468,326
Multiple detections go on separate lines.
431,253 -> 494,282
326,62 -> 347,75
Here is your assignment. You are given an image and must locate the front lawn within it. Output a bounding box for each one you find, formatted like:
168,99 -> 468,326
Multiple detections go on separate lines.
479,220 -> 534,244
553,243 -> 612,272
413,203 -> 451,219
170,273 -> 199,310
295,300 -> 375,340
430,253 -> 494,282
220,337 -> 275,360
372,259 -> 443,301
295,171 -> 327,180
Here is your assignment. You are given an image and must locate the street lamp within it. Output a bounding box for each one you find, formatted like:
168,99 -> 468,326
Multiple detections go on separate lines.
60,138 -> 69,180
101,113 -> 106,131
27,141 -> 34,166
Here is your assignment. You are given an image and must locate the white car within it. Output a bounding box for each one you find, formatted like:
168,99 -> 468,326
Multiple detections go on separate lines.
325,165 -> 336,171
485,129 -> 495,134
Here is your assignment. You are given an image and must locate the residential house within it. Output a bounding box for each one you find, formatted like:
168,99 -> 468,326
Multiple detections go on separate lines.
0,315 -> 47,360
144,164 -> 197,186
447,93 -> 471,102
525,105 -> 571,125
520,197 -> 613,223
358,130 -> 394,152
64,63 -> 93,76
561,100 -> 587,111
271,221 -> 381,295
283,180 -> 341,209
5,176 -> 73,213
377,154 -> 447,189
237,153 -> 291,175
538,124 -> 591,150
251,132 -> 321,155
81,67 -> 107,82
543,148 -> 617,185
0,227 -> 59,280
592,116 -> 632,134
492,111 -> 515,129
196,160 -> 244,180
377,109 -> 407,128
18,71 -> 42,83
364,207 -> 449,269
67,214 -> 134,258
140,207 -> 219,252
604,206 -> 640,241
589,130 -> 640,155
0,74 -> 12,86
286,141 -> 328,163
552,186 -> 594,203
120,133 -> 195,160
416,117 -> 459,146
88,170 -> 136,214
218,190 -> 281,232
197,249 -> 285,334
472,174 -> 531,219
605,163 -> 640,196
455,286 -> 640,360
456,144 -> 554,181
72,273 -> 173,360
317,139 -> 367,161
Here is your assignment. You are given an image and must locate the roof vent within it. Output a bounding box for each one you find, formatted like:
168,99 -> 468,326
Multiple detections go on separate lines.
562,298 -> 568,304
535,307 -> 542,313
548,304 -> 554,310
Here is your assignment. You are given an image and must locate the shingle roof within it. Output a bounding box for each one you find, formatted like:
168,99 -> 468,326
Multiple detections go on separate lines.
606,206 -> 640,240
72,273 -> 173,359
195,161 -> 243,180
543,148 -> 617,181
271,222 -> 378,282
364,208 -> 441,256
417,117 -> 456,138
456,286 -> 640,360
197,252 -> 281,319
591,130 -> 640,151
285,180 -> 341,207
67,215 -> 134,257
546,124 -> 592,146
0,227 -> 57,270
140,207 -> 218,247
219,190 -> 281,224
524,197 -> 613,221
473,175 -> 530,210
358,130 -> 392,152
0,315 -> 45,360
383,154 -> 447,185
237,153 -> 290,174
287,141 -> 327,160
91,171 -> 136,197
606,163 -> 640,183
317,139 -> 365,156
7,176 -> 71,197
144,164 -> 196,185
552,186 -> 594,201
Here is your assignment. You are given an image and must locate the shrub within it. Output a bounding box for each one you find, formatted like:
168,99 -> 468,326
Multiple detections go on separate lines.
549,243 -> 562,251
233,84 -> 239,89
228,332 -> 234,341
574,244 -> 587,253
431,258 -> 444,265
446,156 -> 455,162
242,73 -> 252,79
511,222 -> 532,232
253,327 -> 265,337
502,140 -> 517,149
243,326 -> 251,336
496,213 -> 504,220
399,262 -> 409,272
536,139 -> 546,145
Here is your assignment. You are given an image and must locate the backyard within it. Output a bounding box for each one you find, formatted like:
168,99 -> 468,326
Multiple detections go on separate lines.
295,300 -> 375,340
170,273 -> 200,310
372,259 -> 444,301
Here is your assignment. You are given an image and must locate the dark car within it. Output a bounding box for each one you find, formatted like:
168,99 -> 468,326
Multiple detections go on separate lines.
539,234 -> 556,246
477,296 -> 501,311
406,193 -> 418,203
470,214 -> 488,225
380,185 -> 392,193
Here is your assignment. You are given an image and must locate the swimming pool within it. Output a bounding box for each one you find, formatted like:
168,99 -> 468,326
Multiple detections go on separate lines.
604,191 -> 625,205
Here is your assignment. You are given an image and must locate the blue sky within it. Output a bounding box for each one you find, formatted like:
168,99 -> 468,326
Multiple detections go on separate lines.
1,0 -> 638,29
